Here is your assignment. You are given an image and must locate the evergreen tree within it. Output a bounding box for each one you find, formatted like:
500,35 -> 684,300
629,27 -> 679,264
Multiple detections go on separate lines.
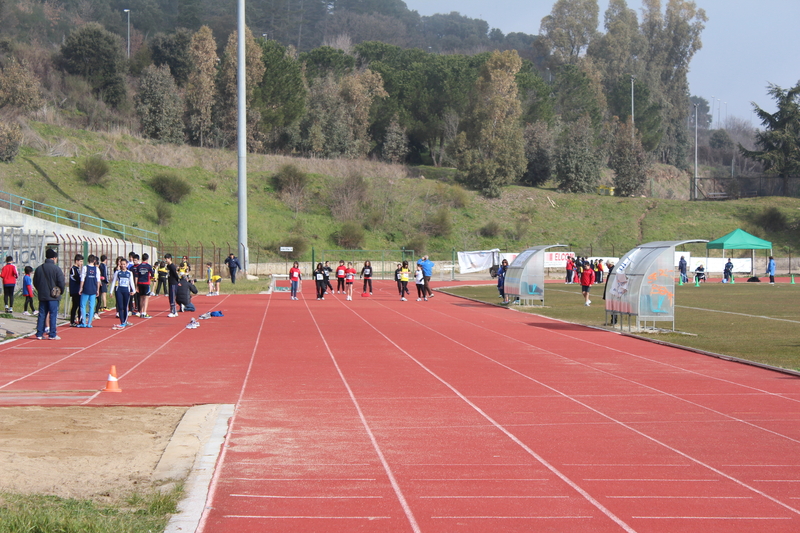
136,64 -> 184,144
610,118 -> 650,196
741,82 -> 800,195
522,120 -> 556,186
555,115 -> 601,192
185,26 -> 217,147
150,28 -> 194,87
539,0 -> 599,65
455,50 -> 526,197
0,58 -> 44,111
214,27 -> 267,151
59,23 -> 127,107
254,40 -> 306,144
382,114 -> 408,163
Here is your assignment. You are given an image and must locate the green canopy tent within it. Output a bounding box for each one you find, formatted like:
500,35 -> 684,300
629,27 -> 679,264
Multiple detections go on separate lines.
706,228 -> 772,275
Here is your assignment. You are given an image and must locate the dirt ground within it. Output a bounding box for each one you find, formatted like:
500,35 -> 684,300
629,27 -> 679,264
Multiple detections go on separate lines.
0,406 -> 188,502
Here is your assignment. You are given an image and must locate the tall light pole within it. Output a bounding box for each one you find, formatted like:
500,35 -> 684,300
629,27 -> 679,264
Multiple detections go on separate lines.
123,9 -> 130,59
237,0 -> 248,271
724,101 -> 728,129
630,75 -> 635,140
710,95 -> 714,127
717,98 -> 721,128
693,104 -> 699,200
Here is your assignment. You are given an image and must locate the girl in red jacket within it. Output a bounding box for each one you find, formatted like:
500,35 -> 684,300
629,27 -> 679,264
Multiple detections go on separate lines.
580,262 -> 595,306
2,256 -> 19,313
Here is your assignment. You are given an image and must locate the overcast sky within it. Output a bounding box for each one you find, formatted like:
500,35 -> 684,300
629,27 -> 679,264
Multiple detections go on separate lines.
403,0 -> 800,126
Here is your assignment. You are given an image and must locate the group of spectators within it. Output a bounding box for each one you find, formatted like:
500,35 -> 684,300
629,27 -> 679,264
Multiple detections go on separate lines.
19,250 -> 243,340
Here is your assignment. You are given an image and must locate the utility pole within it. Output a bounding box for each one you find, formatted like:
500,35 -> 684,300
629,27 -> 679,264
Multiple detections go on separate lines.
694,103 -> 699,200
123,9 -> 130,59
630,75 -> 635,141
237,0 -> 248,271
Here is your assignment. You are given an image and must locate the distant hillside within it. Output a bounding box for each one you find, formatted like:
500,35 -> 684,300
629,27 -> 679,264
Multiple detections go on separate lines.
2,121 -> 798,262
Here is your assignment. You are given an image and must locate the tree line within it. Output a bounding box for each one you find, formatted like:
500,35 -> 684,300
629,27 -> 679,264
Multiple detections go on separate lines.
5,0 -> 789,199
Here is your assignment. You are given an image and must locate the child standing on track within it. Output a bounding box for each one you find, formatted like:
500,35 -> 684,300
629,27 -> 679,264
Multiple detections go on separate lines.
581,261 -> 596,306
98,255 -> 109,311
78,254 -> 100,328
314,263 -> 326,300
400,261 -> 410,301
345,262 -> 356,301
2,256 -> 18,313
415,264 -> 426,301
110,256 -> 134,329
289,261 -> 302,300
361,261 -> 373,295
156,261 -> 168,296
335,260 -> 347,294
69,254 -> 83,326
323,261 -> 334,294
22,266 -> 36,316
135,253 -> 155,318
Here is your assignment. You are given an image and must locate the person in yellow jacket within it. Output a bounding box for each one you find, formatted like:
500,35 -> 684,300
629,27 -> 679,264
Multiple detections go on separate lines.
399,260 -> 411,301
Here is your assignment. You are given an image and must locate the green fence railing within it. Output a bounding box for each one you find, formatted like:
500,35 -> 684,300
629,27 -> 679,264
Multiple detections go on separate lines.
0,189 -> 158,247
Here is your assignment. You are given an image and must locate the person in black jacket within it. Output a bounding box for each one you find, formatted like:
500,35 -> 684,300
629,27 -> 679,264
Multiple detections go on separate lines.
176,274 -> 198,312
33,248 -> 65,340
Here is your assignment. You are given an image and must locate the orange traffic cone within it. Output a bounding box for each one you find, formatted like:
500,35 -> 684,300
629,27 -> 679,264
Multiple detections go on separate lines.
102,365 -> 122,392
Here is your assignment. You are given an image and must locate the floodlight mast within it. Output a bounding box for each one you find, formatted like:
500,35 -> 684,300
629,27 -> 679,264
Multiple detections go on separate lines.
237,0 -> 248,270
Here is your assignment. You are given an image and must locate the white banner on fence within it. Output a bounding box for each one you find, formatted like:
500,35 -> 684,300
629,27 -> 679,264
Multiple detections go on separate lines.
457,249 -> 500,273
544,251 -> 576,269
690,257 -> 752,273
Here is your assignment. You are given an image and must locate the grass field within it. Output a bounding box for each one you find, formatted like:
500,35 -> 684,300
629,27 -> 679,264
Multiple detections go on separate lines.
444,281 -> 800,372
0,486 -> 183,533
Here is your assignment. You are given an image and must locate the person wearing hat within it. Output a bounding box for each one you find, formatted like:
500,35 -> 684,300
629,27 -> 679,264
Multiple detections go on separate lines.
224,253 -> 241,284
33,248 -> 65,340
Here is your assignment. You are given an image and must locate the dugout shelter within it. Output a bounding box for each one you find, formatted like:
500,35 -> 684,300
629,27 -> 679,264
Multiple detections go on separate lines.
504,244 -> 566,306
606,240 -> 707,331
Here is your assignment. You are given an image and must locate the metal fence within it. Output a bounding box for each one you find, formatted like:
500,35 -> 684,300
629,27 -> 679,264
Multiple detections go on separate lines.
0,189 -> 158,246
696,176 -> 800,199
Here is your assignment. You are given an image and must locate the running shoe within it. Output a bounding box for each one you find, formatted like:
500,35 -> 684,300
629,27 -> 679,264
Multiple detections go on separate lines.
23,311 -> 31,316
401,297 -> 407,301
94,313 -> 101,320
141,314 -> 152,318
168,313 -> 178,317
49,336 -> 61,340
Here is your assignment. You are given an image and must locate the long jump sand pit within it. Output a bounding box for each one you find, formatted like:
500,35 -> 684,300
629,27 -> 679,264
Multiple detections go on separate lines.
0,406 -> 187,501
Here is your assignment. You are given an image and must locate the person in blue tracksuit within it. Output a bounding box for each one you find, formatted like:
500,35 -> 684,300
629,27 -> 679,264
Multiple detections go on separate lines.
767,256 -> 776,284
497,259 -> 509,304
78,254 -> 100,327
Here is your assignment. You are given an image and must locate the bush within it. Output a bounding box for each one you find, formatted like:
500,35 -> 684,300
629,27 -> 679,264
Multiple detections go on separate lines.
271,164 -> 308,192
421,207 -> 452,237
403,234 -> 427,256
282,235 -> 309,260
756,207 -> 789,232
150,173 -> 191,204
78,155 -> 110,185
155,201 -> 172,225
0,122 -> 23,163
480,220 -> 502,238
334,221 -> 365,249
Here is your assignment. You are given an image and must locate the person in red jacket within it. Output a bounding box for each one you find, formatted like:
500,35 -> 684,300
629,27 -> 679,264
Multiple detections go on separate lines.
344,262 -> 357,301
580,260 -> 595,306
335,260 -> 347,294
565,257 -> 574,284
2,256 -> 19,313
288,261 -> 302,300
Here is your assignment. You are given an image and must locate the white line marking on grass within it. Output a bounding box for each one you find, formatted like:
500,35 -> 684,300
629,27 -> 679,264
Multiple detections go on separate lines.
196,295 -> 272,533
305,300 -> 421,533
345,304 -> 639,533
676,305 -> 800,324
371,300 -> 800,519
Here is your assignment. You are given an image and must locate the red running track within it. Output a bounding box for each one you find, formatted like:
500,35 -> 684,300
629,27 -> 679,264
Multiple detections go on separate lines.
1,283 -> 800,532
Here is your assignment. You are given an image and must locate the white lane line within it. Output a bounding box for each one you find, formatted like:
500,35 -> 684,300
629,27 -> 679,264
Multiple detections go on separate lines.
633,516 -> 791,520
448,292 -> 800,405
754,480 -> 800,483
305,301 -> 421,533
196,295 -> 272,533
432,515 -> 593,519
346,304 -> 639,533
563,464 -> 691,467
608,496 -> 752,499
373,301 -> 800,519
585,479 -> 718,482
0,335 -> 122,390
224,515 -> 391,520
424,303 -> 800,446
413,478 -> 549,481
230,494 -> 382,499
421,495 -> 568,499
228,478 -> 377,481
